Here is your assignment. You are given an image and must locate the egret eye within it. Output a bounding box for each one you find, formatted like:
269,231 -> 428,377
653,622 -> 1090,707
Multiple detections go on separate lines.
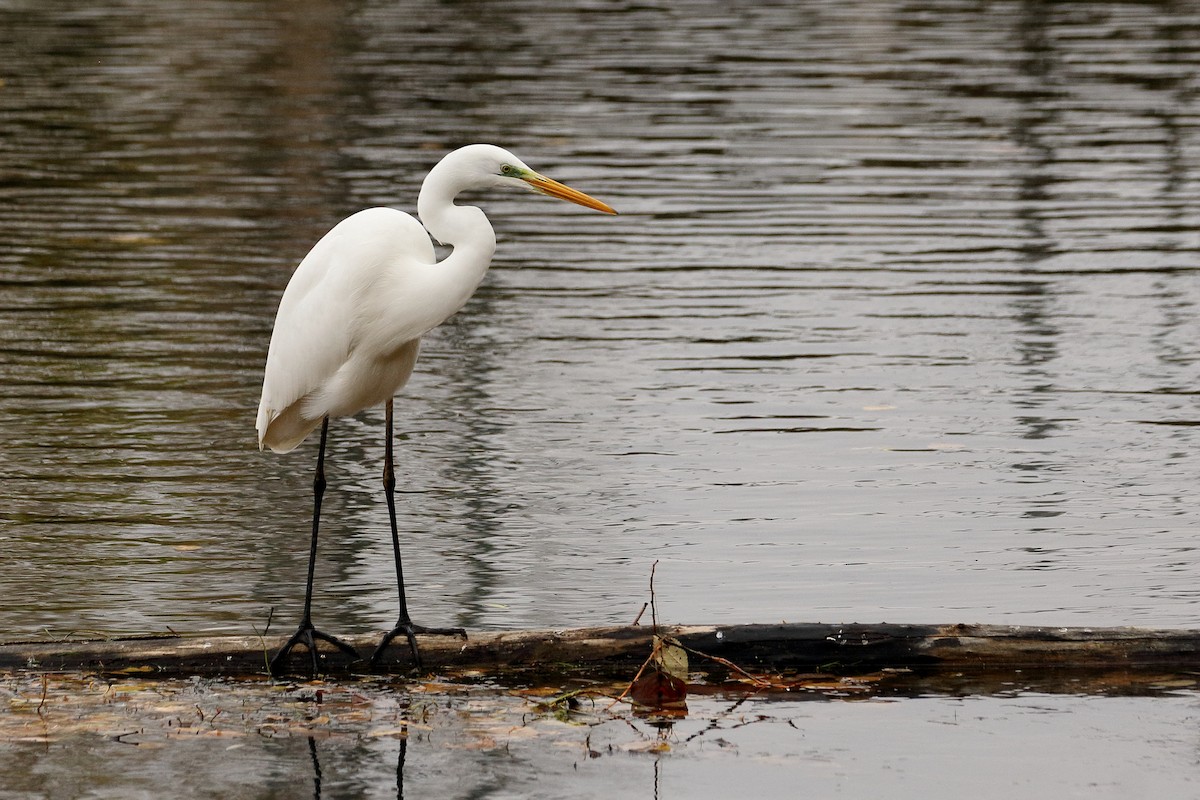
500,164 -> 515,176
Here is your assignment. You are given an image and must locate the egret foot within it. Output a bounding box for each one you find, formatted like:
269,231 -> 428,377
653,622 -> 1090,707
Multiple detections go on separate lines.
270,623 -> 360,676
369,620 -> 468,671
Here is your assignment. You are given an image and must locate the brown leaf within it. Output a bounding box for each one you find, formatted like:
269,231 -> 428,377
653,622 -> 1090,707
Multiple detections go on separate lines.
628,668 -> 687,710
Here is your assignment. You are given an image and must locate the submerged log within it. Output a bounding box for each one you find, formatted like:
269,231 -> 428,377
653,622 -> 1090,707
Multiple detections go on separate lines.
2,623 -> 1200,679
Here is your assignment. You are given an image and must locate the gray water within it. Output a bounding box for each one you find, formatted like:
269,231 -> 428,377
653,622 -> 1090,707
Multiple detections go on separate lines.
4,0 -> 1200,796
4,677 -> 1200,799
2,0 -> 1199,639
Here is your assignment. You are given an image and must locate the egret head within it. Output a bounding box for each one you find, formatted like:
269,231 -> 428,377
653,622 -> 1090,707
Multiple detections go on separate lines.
440,144 -> 616,214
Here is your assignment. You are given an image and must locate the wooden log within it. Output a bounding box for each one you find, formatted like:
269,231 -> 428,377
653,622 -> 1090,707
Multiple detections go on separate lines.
2,623 -> 1200,679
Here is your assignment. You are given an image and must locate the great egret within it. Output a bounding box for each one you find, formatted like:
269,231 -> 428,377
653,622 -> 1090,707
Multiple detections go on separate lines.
257,144 -> 616,674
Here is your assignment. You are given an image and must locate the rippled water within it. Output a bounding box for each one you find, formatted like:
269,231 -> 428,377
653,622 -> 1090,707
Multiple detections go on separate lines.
4,678 -> 1200,799
1,0 -> 1198,644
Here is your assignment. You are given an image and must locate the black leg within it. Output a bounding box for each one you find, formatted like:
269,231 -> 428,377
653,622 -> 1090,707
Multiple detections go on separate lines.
270,417 -> 360,676
370,399 -> 467,671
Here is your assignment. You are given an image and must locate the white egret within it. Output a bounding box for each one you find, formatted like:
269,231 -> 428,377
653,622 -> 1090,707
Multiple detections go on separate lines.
257,144 -> 616,674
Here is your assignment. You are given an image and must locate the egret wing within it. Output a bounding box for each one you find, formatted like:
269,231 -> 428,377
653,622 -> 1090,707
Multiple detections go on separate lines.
256,207 -> 433,452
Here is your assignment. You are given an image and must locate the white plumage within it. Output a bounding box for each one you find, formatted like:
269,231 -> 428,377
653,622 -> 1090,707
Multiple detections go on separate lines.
256,144 -> 615,674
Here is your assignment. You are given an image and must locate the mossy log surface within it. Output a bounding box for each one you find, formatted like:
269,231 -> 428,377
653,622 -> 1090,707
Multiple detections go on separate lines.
3,622 -> 1200,680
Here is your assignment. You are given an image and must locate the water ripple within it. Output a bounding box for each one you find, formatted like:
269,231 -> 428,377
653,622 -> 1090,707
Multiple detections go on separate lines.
0,0 -> 1198,637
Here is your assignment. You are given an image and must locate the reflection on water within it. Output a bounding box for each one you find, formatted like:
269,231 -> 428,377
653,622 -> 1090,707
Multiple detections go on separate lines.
0,0 -> 1198,642
2,674 -> 1200,799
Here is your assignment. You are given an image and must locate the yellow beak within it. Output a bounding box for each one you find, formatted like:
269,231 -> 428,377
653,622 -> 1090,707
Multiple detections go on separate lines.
525,174 -> 617,215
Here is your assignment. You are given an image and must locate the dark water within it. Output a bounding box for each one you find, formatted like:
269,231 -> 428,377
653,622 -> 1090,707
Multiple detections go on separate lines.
3,0 -> 1200,795
2,0 -> 1199,638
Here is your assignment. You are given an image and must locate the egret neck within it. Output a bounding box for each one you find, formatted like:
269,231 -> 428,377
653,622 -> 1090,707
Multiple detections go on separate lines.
415,167 -> 499,324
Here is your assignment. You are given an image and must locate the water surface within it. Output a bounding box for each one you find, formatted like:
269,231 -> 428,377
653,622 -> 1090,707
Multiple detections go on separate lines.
3,675 -> 1200,799
1,0 -> 1198,643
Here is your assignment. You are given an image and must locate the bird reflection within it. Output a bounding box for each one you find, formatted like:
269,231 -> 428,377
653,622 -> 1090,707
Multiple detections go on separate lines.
304,713 -> 409,799
307,736 -> 322,800
396,733 -> 408,800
